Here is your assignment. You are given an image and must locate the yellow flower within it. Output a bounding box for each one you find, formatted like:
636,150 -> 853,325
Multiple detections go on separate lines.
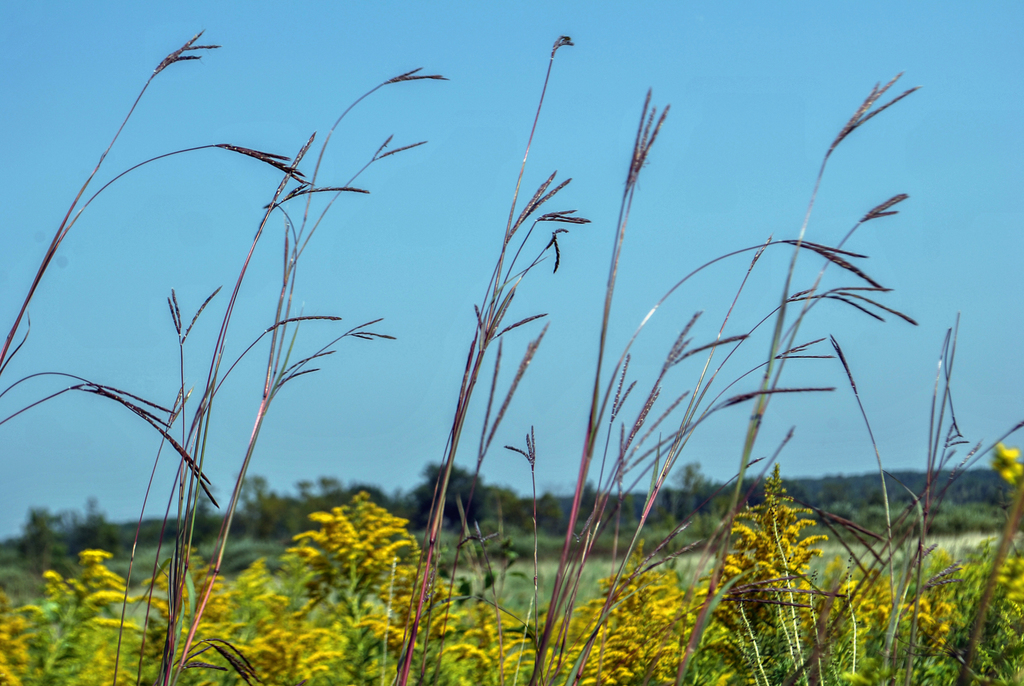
991,442 -> 1023,485
289,491 -> 418,611
998,555 -> 1024,605
0,589 -> 29,686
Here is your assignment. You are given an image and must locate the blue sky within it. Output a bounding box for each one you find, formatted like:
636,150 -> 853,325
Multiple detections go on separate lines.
0,2 -> 1021,536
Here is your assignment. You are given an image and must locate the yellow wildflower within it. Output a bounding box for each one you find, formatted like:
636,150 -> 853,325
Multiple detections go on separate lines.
714,465 -> 827,679
290,491 -> 418,611
998,555 -> 1024,606
570,545 -> 696,686
992,442 -> 1023,485
0,589 -> 29,686
21,550 -> 139,686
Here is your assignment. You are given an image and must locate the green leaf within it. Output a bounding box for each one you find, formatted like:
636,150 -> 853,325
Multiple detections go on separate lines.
155,556 -> 173,578
184,567 -> 196,633
649,452 -> 661,502
676,571 -> 747,685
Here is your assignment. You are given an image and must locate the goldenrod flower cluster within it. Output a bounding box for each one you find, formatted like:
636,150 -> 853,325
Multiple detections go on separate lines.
999,555 -> 1024,606
1,479 -> 1023,684
712,465 -> 828,679
992,442 -> 1023,486
9,550 -> 139,686
0,589 -> 29,686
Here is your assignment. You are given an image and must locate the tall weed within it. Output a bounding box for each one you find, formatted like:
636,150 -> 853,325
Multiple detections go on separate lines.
1,31 -> 1022,686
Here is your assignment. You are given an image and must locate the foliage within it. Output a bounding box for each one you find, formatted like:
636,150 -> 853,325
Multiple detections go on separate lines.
0,482 -> 1023,684
15,511 -> 68,578
993,442 -> 1023,487
568,547 -> 704,686
0,588 -> 29,686
289,491 -> 417,617
2,26 -> 1023,686
15,550 -> 139,686
713,465 -> 828,682
2,466 -> 1009,574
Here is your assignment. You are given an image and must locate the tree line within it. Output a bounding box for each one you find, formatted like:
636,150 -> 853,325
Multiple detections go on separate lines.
2,462 -> 1013,576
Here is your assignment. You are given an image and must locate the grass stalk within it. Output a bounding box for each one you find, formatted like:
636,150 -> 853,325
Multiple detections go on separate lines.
396,36 -> 577,686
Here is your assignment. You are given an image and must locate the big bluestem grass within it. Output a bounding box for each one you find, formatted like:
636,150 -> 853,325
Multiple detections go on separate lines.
389,40 -> 1023,686
3,31 -> 1023,686
0,32 -> 443,685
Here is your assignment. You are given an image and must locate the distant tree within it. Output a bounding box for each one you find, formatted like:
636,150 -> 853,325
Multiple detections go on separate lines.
819,480 -> 850,507
409,463 -> 487,530
485,487 -> 532,530
190,488 -> 222,542
671,461 -> 710,518
346,483 -> 397,513
295,479 -> 315,501
314,476 -> 347,506
294,476 -> 348,527
239,475 -> 289,540
18,508 -> 68,575
291,476 -> 407,528
63,498 -> 120,555
866,487 -> 886,507
535,493 -> 565,533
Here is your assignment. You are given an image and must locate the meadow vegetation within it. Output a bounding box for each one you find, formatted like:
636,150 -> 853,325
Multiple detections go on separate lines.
1,32 -> 1022,686
0,465 -> 1012,605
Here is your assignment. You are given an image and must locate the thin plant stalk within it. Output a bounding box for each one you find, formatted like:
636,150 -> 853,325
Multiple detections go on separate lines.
396,36 -> 576,686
